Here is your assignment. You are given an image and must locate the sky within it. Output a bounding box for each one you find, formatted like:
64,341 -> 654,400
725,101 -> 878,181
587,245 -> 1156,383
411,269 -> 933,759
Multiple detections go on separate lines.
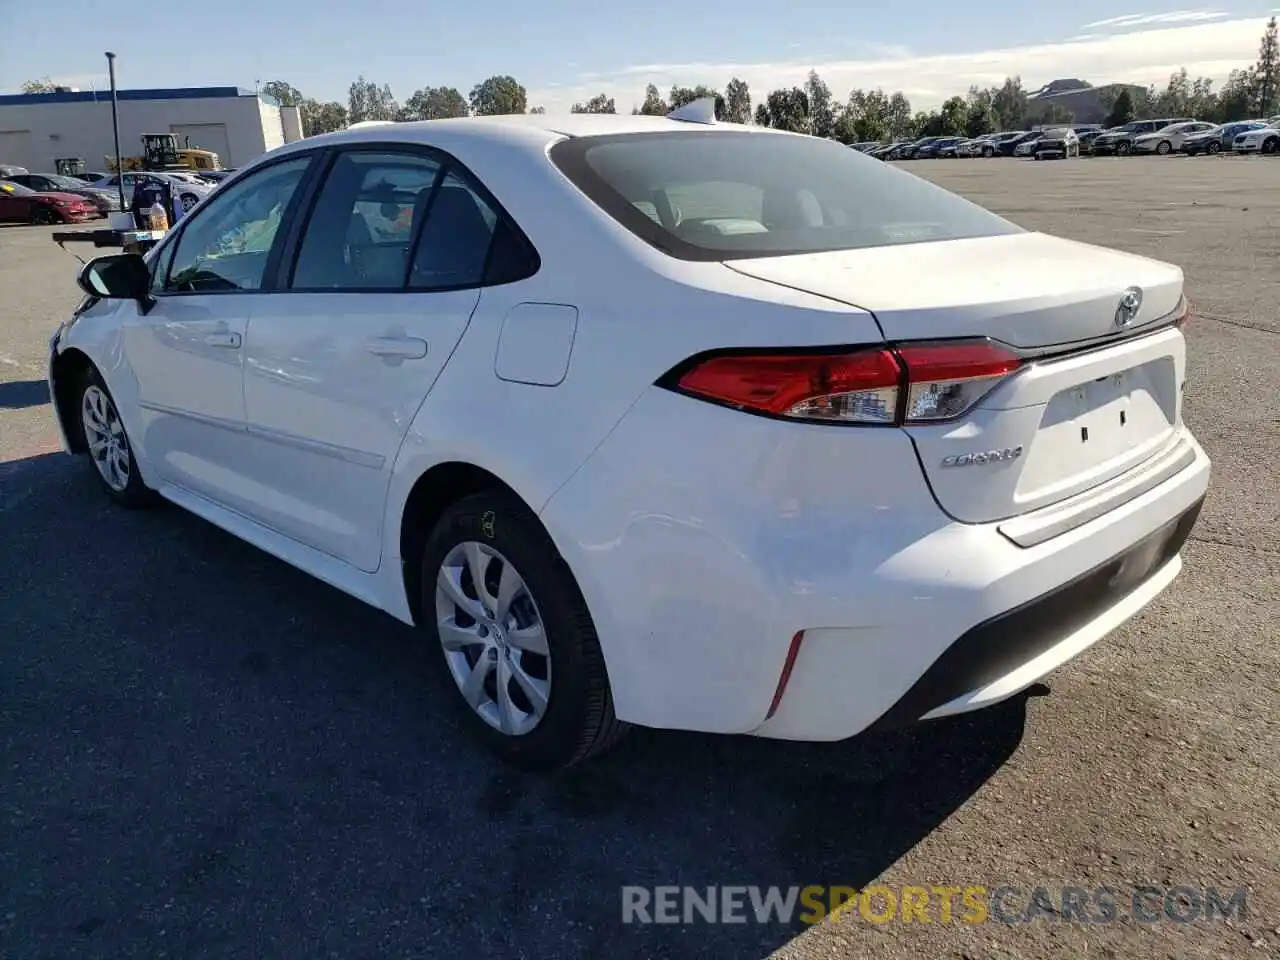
1,3 -> 1277,113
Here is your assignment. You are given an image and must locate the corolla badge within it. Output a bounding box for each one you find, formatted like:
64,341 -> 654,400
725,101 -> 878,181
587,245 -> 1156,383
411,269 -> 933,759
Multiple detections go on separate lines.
1115,286 -> 1143,328
941,445 -> 1024,468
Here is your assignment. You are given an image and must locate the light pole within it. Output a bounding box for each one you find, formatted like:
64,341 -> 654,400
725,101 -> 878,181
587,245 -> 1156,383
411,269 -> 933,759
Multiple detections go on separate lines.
105,52 -> 125,211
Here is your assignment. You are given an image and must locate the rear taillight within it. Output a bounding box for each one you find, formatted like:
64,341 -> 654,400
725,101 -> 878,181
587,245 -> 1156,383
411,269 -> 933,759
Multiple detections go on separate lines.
668,340 -> 1023,426
895,341 -> 1022,422
674,349 -> 901,424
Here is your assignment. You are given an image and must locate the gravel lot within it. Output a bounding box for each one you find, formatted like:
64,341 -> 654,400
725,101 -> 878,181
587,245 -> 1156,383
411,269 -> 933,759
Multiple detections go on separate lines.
2,156 -> 1278,960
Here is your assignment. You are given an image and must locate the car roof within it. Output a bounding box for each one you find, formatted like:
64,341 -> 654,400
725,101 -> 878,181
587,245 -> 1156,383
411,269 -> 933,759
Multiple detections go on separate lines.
301,113 -> 787,150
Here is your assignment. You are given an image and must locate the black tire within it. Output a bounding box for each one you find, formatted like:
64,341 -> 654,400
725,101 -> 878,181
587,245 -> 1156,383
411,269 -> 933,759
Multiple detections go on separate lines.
75,366 -> 159,508
1156,140 -> 1172,155
1116,142 -> 1131,156
180,192 -> 199,211
982,146 -> 994,158
1263,138 -> 1278,155
29,206 -> 57,225
1207,141 -> 1221,154
420,490 -> 628,770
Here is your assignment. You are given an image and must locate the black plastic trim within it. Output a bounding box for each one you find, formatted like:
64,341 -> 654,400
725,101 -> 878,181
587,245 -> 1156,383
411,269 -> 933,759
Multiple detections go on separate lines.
864,495 -> 1205,733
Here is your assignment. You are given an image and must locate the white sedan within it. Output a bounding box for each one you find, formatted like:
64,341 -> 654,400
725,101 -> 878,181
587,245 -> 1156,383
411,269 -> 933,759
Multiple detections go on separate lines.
1233,122 -> 1280,153
49,104 -> 1211,768
1132,121 -> 1217,154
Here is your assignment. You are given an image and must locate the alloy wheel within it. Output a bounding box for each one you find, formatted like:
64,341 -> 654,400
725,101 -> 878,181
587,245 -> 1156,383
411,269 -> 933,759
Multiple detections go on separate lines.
81,385 -> 131,492
435,541 -> 552,736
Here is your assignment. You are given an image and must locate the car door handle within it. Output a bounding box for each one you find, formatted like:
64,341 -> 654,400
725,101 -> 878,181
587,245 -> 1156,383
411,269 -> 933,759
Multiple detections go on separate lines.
365,336 -> 428,359
204,332 -> 241,348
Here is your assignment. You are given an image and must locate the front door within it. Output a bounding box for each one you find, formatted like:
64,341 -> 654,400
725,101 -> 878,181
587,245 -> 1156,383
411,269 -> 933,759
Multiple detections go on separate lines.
240,149 -> 503,572
121,154 -> 315,509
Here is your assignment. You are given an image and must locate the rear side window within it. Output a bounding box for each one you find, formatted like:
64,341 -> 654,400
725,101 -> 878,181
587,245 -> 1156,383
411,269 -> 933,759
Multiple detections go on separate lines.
550,131 -> 1020,262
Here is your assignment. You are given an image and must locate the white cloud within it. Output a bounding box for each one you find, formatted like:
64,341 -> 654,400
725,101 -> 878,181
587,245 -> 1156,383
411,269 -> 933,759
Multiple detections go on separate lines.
528,16 -> 1270,113
1081,9 -> 1228,29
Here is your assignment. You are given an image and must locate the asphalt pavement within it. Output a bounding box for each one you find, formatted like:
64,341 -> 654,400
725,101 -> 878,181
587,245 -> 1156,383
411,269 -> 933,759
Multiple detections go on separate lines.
1,156 -> 1278,960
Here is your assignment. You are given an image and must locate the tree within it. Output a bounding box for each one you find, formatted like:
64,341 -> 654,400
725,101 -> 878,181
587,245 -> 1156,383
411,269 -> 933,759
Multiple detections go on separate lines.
938,96 -> 968,135
261,81 -> 303,107
723,77 -> 751,124
299,99 -> 348,136
886,92 -> 914,139
753,103 -> 771,126
469,75 -> 527,115
348,76 -> 399,123
992,76 -> 1028,130
804,70 -> 835,139
635,83 -> 667,116
571,93 -> 616,114
964,86 -> 997,138
21,79 -> 57,94
1254,16 -> 1279,116
399,86 -> 468,121
529,105 -> 546,114
1216,69 -> 1254,122
763,87 -> 809,133
1105,88 -> 1135,127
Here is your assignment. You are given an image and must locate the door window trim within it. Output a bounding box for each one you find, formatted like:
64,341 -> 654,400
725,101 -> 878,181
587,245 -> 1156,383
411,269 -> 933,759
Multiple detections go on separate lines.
271,141 -> 540,295
148,149 -> 326,298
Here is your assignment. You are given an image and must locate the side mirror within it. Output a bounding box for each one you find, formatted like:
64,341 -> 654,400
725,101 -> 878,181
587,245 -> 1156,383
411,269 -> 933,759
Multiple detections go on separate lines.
77,253 -> 151,301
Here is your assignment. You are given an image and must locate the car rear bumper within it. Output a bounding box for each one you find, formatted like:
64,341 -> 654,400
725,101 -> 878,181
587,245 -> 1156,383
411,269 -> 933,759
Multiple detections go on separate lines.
542,384 -> 1212,740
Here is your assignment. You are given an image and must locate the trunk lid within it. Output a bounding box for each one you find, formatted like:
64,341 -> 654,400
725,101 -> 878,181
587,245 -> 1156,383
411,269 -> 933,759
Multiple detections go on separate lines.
726,233 -> 1188,525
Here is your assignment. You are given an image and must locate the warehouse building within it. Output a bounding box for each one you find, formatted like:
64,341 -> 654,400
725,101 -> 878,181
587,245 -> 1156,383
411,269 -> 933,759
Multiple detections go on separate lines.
0,86 -> 304,172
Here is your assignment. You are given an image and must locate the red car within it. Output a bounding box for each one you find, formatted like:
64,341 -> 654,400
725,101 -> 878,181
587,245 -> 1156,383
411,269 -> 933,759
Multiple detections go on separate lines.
0,180 -> 98,225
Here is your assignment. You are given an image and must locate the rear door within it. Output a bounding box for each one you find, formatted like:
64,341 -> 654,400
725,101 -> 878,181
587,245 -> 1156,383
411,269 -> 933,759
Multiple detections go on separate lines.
238,146 -> 521,571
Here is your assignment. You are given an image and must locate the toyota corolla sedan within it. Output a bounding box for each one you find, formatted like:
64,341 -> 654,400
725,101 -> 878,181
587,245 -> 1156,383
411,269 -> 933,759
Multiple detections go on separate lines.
48,108 -> 1211,769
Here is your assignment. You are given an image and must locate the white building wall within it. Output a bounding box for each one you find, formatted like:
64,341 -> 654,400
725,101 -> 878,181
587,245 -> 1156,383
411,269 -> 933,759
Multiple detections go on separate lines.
0,93 -> 275,171
259,99 -> 286,154
280,105 -> 304,143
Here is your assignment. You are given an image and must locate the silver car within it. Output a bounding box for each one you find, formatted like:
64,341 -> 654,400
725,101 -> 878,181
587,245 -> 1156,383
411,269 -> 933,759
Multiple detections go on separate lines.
93,171 -> 213,211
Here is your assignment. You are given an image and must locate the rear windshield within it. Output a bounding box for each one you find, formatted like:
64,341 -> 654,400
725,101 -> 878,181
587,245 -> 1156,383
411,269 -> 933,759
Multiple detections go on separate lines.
549,131 -> 1021,261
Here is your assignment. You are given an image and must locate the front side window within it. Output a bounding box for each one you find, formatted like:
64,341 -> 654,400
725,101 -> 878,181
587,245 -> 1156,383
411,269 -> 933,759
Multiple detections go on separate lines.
550,131 -> 1021,262
164,155 -> 311,293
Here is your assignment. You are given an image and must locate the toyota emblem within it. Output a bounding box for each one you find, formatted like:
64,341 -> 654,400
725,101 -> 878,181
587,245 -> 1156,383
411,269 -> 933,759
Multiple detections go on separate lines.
1115,286 -> 1143,328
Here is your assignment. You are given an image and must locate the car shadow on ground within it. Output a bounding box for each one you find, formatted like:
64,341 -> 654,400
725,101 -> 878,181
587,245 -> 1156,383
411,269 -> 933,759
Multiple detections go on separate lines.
0,379 -> 48,410
1,454 -> 1034,959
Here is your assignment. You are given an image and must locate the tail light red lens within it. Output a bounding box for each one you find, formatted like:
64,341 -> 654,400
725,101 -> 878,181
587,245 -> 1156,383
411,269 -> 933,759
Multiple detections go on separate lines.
669,340 -> 1024,426
675,349 -> 902,424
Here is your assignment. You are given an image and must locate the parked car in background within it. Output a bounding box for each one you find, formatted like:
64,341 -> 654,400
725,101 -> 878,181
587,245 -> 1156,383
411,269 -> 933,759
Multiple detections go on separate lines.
867,141 -> 908,160
4,172 -> 120,215
998,131 -> 1041,156
0,180 -> 99,224
880,140 -> 918,160
72,171 -> 110,183
1181,121 -> 1268,154
1132,121 -> 1217,155
1033,128 -> 1080,159
894,136 -> 943,159
1233,121 -> 1280,154
1077,130 -> 1105,154
935,137 -> 967,158
1090,119 -> 1195,155
1014,134 -> 1043,157
93,171 -> 213,211
193,168 -> 238,184
967,131 -> 1026,157
917,136 -> 964,158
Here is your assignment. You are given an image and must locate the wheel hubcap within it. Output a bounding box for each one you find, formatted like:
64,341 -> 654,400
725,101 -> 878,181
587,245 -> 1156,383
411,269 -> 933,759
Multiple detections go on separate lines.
81,385 -> 130,492
435,541 -> 551,736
